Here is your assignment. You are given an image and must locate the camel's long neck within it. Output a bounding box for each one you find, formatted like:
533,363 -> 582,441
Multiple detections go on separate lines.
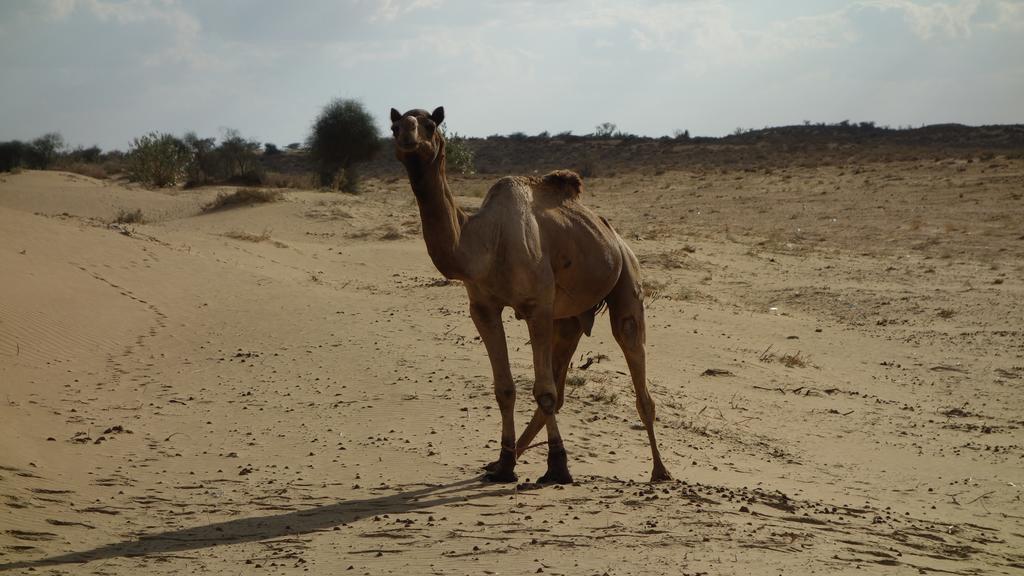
403,148 -> 468,280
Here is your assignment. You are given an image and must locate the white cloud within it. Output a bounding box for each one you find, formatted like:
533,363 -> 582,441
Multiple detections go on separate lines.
564,2 -> 857,73
993,0 -> 1024,29
82,0 -> 203,65
368,0 -> 444,22
860,0 -> 981,39
41,0 -> 78,19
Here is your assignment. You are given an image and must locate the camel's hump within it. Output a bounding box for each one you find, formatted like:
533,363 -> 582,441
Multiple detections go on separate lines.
535,170 -> 583,200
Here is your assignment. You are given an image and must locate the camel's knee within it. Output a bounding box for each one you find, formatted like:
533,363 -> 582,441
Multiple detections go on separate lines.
534,381 -> 557,415
494,381 -> 516,410
636,394 -> 656,423
612,315 -> 643,349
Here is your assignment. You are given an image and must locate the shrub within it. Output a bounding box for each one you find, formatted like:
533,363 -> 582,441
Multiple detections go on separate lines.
0,141 -> 28,172
61,162 -> 108,179
202,187 -> 282,212
181,130 -> 263,187
307,98 -> 380,191
594,122 -> 617,138
218,129 -> 262,181
262,171 -> 316,189
183,132 -> 217,186
443,129 -> 475,174
127,132 -> 190,187
99,150 -> 127,176
26,133 -> 65,168
223,229 -> 271,242
263,143 -> 281,156
114,208 -> 144,224
575,156 -> 598,178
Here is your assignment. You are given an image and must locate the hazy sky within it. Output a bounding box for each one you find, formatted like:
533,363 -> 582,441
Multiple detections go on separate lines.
1,0 -> 1021,149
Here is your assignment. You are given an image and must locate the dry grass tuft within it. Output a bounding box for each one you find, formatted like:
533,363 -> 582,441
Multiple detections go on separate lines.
379,226 -> 405,241
588,386 -> 618,404
203,188 -> 283,212
759,346 -> 810,368
262,172 -> 316,190
61,162 -> 108,180
223,229 -> 271,243
779,351 -> 809,368
565,374 -> 587,397
304,201 -> 353,221
113,208 -> 144,224
642,278 -> 667,306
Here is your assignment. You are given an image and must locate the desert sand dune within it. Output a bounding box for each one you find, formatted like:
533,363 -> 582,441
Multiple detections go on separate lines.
1,166 -> 1022,575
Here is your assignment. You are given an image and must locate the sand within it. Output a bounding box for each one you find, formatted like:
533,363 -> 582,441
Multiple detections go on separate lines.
1,164 -> 1022,575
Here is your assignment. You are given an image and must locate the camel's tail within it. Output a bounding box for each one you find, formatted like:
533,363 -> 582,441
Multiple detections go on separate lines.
538,170 -> 583,200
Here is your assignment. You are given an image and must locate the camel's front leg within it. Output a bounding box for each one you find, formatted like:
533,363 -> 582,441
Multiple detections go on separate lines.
526,308 -> 574,484
470,302 -> 518,483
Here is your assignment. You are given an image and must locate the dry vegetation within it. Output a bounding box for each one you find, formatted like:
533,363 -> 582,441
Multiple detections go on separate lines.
202,188 -> 283,212
222,229 -> 271,242
113,208 -> 144,224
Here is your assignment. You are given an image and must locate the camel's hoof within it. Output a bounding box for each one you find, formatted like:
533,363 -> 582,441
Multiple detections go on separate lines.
483,447 -> 516,482
535,392 -> 556,415
650,467 -> 673,483
537,468 -> 574,485
483,469 -> 518,483
538,444 -> 572,484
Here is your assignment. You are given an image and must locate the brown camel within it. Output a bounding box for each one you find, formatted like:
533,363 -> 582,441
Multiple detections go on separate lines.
390,106 -> 671,483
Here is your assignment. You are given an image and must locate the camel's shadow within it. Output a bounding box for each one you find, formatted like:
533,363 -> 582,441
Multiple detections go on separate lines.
0,477 -> 505,571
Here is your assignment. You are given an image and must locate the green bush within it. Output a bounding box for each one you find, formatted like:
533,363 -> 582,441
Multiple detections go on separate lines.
218,129 -> 262,182
183,132 -> 217,186
127,132 -> 191,187
181,130 -> 263,187
307,98 -> 380,192
443,129 -> 475,174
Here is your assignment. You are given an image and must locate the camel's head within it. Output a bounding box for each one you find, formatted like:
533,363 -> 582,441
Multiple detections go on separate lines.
390,106 -> 445,164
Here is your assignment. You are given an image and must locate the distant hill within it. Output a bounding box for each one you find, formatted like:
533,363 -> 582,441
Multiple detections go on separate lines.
263,123 -> 1024,178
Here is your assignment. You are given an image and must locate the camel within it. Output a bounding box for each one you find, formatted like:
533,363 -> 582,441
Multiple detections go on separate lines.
390,106 -> 671,484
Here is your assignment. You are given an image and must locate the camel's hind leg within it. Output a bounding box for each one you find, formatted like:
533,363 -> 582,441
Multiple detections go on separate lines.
511,318 -> 584,461
524,307 -> 575,485
606,251 -> 672,482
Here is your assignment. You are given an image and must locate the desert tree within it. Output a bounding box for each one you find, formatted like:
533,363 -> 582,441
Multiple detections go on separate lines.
306,98 -> 381,191
25,132 -> 65,168
594,122 -> 617,138
127,132 -> 191,187
0,141 -> 27,172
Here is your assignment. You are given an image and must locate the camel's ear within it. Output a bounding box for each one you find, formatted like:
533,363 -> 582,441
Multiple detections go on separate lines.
390,108 -> 402,123
431,106 -> 445,125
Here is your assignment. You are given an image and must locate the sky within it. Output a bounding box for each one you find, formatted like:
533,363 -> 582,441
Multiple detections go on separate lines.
0,0 -> 1022,150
